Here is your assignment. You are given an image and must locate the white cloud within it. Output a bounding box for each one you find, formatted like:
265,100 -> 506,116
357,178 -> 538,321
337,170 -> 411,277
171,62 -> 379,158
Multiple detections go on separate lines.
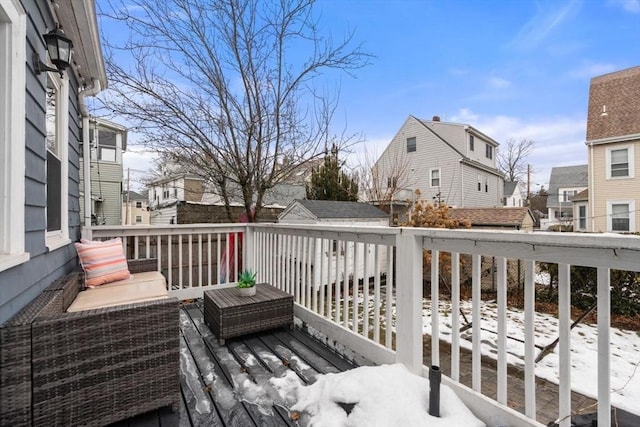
488,76 -> 512,89
507,0 -> 582,51
566,61 -> 618,79
608,0 -> 640,13
450,109 -> 587,188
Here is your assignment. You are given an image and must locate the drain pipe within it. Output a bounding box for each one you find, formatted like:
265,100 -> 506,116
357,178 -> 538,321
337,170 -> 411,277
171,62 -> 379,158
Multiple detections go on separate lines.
79,79 -> 102,237
429,365 -> 441,417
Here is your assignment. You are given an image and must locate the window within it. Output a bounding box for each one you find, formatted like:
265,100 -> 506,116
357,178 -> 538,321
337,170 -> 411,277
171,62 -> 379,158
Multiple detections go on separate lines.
174,188 -> 178,197
477,174 -> 482,191
45,72 -> 70,250
0,0 -> 28,271
430,168 -> 440,187
607,146 -> 634,179
578,205 -> 587,230
406,137 -> 416,153
135,201 -> 142,208
91,128 -> 117,162
484,176 -> 489,192
485,144 -> 493,159
562,190 -> 576,202
387,176 -> 398,188
469,135 -> 474,151
607,201 -> 635,232
135,215 -> 142,223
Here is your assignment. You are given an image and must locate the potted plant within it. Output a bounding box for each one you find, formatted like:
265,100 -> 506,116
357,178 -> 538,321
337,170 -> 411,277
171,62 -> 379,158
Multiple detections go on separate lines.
236,269 -> 257,297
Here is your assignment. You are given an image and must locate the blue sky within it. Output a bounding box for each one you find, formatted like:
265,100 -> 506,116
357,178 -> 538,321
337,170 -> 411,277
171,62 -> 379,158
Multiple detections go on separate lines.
104,0 -> 640,191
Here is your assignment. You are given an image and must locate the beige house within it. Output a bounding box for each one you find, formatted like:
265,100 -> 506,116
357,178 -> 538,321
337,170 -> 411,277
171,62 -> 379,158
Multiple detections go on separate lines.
584,66 -> 640,233
122,191 -> 149,225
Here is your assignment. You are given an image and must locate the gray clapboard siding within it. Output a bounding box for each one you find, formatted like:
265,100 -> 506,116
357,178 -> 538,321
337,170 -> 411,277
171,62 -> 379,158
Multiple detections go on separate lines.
0,0 -> 82,324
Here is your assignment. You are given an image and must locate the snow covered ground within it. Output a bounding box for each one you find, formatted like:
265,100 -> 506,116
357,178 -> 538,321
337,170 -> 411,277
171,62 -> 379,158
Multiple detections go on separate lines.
421,299 -> 640,416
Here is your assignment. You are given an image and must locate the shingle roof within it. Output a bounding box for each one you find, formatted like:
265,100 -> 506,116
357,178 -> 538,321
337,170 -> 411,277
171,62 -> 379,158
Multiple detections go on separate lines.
296,200 -> 388,219
587,66 -> 640,141
504,181 -> 520,197
123,190 -> 146,200
571,189 -> 589,202
449,207 -> 533,227
547,165 -> 588,208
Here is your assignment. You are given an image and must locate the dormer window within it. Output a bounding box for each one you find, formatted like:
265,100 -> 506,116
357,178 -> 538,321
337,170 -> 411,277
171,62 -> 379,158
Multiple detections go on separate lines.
469,135 -> 475,151
485,144 -> 493,159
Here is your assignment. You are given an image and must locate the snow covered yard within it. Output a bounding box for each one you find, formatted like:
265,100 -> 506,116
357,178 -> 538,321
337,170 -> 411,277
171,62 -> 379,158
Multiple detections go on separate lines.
421,299 -> 640,416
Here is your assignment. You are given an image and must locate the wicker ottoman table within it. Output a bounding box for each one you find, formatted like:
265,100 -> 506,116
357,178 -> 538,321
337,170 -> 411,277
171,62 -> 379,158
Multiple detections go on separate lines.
203,283 -> 293,344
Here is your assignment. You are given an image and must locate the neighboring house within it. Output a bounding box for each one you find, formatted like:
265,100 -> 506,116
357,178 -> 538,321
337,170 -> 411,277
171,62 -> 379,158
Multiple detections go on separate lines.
79,118 -> 127,225
584,66 -> 640,233
148,174 -> 205,224
374,115 -> 504,211
278,200 -> 389,285
571,189 -> 589,232
450,207 -> 535,231
122,191 -> 150,225
0,1 -> 107,323
543,165 -> 588,230
503,181 -> 525,207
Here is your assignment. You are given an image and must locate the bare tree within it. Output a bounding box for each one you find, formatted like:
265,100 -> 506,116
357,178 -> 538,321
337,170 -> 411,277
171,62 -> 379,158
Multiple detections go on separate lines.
357,147 -> 416,203
497,138 -> 535,182
98,0 -> 370,221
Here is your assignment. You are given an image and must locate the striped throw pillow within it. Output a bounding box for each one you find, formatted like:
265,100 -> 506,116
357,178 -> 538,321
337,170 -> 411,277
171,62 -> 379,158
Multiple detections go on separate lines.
75,238 -> 131,287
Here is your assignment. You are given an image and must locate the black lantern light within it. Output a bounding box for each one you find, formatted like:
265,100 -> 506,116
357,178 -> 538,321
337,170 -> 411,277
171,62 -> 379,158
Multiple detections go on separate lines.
33,25 -> 73,76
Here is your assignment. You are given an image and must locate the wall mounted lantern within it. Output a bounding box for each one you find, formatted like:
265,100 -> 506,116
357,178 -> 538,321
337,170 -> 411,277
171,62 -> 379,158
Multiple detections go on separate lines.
33,25 -> 73,76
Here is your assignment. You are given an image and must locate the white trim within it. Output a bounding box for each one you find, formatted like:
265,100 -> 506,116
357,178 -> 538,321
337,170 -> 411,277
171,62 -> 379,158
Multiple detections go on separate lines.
45,72 -> 70,249
605,144 -> 634,179
606,200 -> 635,233
586,133 -> 640,146
429,167 -> 440,188
0,0 -> 27,272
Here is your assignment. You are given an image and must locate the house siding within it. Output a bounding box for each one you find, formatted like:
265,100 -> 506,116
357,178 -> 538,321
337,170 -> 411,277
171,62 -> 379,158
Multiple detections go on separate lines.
589,139 -> 640,232
0,0 -> 81,323
375,116 -> 503,208
79,160 -> 123,225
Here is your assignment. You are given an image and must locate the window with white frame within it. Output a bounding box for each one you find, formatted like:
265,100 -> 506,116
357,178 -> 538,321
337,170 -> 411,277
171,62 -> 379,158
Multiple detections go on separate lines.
477,174 -> 482,191
606,146 -> 634,179
135,201 -> 142,208
45,72 -> 70,250
485,144 -> 493,159
577,205 -> 587,230
135,215 -> 142,223
430,168 -> 440,187
469,135 -> 474,151
484,176 -> 489,192
0,0 -> 28,271
607,201 -> 635,232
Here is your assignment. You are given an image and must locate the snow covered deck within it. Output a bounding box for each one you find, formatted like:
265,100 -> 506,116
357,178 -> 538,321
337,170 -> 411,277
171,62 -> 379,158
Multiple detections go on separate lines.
86,223 -> 640,427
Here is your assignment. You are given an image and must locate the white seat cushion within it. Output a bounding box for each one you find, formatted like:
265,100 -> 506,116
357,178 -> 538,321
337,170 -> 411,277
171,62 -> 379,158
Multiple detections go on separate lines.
67,271 -> 168,312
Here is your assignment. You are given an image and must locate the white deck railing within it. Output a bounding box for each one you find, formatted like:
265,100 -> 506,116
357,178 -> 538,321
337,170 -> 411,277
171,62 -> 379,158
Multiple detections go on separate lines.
84,224 -> 640,427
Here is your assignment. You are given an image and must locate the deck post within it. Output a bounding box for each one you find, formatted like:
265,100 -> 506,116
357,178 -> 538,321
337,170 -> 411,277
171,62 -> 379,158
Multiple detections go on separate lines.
245,224 -> 254,272
597,267 -> 611,427
395,229 -> 423,374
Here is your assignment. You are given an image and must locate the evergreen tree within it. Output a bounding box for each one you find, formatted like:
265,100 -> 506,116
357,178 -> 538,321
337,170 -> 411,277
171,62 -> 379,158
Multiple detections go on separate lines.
306,145 -> 359,201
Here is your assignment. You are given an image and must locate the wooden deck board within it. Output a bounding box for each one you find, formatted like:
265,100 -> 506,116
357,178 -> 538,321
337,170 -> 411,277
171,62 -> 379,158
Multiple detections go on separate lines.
113,301 -> 359,427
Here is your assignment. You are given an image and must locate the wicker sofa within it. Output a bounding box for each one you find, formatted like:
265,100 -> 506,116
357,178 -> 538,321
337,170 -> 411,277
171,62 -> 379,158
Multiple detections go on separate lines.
0,259 -> 180,427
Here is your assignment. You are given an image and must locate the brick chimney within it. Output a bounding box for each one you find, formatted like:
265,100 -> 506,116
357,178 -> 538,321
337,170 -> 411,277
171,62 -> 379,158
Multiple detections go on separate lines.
432,115 -> 440,122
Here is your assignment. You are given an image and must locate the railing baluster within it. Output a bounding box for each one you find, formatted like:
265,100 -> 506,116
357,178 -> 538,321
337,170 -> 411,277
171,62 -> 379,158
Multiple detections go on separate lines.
156,234 -> 161,273
134,236 -> 139,259
558,263 -> 571,427
497,256 -> 507,405
179,234 -> 183,288
343,240 -> 349,328
373,244 -> 380,344
597,267 -> 611,427
385,244 -> 393,349
167,235 -> 172,289
335,240 -> 342,324
472,253 -> 481,392
198,234 -> 202,287
352,242 -> 360,332
451,252 -> 460,382
431,249 -> 440,367
319,239 -> 326,316
363,243 -> 370,339
216,233 -> 221,285
524,259 -> 536,418
233,231 -> 238,282
326,239 -> 333,318
306,236 -> 313,308
188,234 -> 193,288
146,235 -> 150,259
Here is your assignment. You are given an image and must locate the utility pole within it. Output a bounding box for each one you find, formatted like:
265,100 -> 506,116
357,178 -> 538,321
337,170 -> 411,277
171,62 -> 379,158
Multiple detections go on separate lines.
527,164 -> 531,204
125,168 -> 131,225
